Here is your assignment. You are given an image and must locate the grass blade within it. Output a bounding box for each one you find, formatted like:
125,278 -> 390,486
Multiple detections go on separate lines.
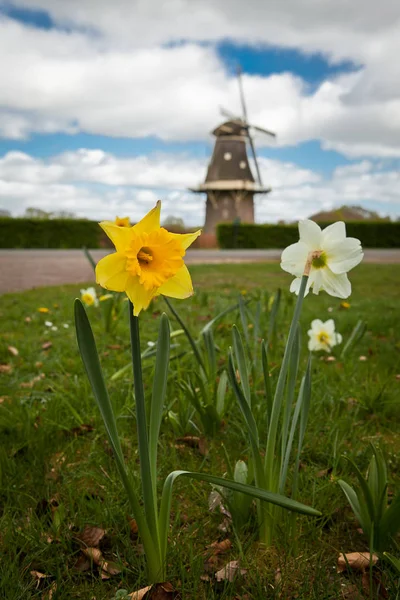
232,325 -> 251,406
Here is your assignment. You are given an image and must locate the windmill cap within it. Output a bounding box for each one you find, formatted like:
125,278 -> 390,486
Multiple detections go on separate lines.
212,120 -> 248,137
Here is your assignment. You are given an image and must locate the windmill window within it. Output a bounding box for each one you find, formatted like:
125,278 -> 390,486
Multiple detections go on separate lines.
223,152 -> 232,161
239,161 -> 247,169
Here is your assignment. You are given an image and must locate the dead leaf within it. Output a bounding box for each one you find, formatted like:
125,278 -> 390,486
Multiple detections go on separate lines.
175,436 -> 208,456
128,516 -> 139,538
20,373 -> 45,388
25,316 -> 32,323
208,539 -> 232,555
35,361 -> 43,368
42,342 -> 53,350
77,525 -> 106,548
30,571 -> 52,589
0,364 -> 12,374
42,582 -> 57,599
215,560 -> 247,582
337,552 -> 379,573
69,423 -> 95,436
82,547 -> 102,564
128,585 -> 153,599
74,553 -> 91,572
108,344 -> 122,350
81,546 -> 121,578
8,345 -> 19,356
316,467 -> 333,478
340,583 -> 365,599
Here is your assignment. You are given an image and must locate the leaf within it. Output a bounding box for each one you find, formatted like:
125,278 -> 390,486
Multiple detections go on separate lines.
337,552 -> 378,573
128,583 -> 177,599
20,373 -> 45,388
8,345 -> 19,356
42,342 -> 53,350
0,364 -> 12,373
215,559 -> 247,582
77,525 -> 106,548
208,539 -> 232,555
175,436 -> 208,456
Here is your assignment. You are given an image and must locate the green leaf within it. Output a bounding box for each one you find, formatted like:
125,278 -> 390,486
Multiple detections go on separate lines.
149,313 -> 171,495
261,341 -> 273,426
202,328 -> 217,380
266,288 -> 281,349
216,370 -> 228,417
163,297 -> 206,373
232,325 -> 251,406
340,319 -> 366,358
338,480 -> 368,534
383,552 -> 400,574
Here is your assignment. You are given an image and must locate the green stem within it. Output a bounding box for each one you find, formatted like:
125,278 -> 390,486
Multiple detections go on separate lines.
129,303 -> 161,563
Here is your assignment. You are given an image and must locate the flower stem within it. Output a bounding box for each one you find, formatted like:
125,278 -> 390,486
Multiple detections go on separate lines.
129,303 -> 162,578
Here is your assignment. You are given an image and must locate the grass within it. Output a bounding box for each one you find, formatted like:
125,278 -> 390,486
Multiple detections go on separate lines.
0,262 -> 400,599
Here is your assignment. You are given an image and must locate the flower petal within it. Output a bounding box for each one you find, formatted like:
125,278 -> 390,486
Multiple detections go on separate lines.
280,241 -> 309,276
169,229 -> 202,250
157,264 -> 194,299
99,222 -> 134,252
326,238 -> 363,274
310,319 -> 324,331
96,252 -> 130,291
298,220 -> 322,250
132,201 -> 161,235
320,268 -> 352,298
324,319 -> 336,334
321,222 -> 346,246
125,277 -> 157,316
289,276 -> 311,296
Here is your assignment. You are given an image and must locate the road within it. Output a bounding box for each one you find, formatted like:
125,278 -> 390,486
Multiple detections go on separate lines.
1,248 -> 399,294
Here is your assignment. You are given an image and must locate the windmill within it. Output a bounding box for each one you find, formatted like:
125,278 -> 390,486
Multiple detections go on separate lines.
190,66 -> 276,235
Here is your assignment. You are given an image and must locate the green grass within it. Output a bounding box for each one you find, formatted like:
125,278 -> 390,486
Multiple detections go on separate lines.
1,263 -> 400,599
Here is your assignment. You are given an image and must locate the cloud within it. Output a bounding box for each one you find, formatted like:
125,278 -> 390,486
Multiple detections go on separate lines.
0,149 -> 399,225
1,7 -> 400,158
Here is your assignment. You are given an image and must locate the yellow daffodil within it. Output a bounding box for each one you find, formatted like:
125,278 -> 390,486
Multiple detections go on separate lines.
114,216 -> 130,227
96,201 -> 201,316
38,307 -> 49,313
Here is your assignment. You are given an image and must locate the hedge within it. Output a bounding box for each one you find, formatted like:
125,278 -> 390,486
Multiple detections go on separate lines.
217,221 -> 400,249
0,218 -> 102,249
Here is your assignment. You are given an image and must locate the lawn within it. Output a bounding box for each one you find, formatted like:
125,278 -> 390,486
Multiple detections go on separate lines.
1,262 -> 400,599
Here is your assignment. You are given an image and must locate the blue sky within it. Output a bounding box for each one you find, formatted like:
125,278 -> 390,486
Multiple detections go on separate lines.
0,0 -> 399,223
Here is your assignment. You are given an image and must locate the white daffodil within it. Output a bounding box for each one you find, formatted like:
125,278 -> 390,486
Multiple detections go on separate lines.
80,287 -> 99,307
44,321 -> 53,327
281,220 -> 363,298
308,319 -> 342,353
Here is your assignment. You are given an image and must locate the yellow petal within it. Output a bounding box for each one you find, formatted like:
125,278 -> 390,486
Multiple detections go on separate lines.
157,264 -> 193,299
169,229 -> 202,250
132,201 -> 161,236
125,277 -> 157,316
96,252 -> 130,291
99,221 -> 134,252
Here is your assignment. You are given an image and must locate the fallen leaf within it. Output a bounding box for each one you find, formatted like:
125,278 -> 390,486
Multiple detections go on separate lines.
69,423 -> 95,436
128,516 -> 139,538
108,344 -> 123,350
20,373 -> 45,388
215,560 -> 247,582
35,361 -> 43,368
359,356 -> 367,362
8,345 -> 19,356
42,582 -> 57,599
337,552 -> 379,573
175,436 -> 208,456
82,547 -> 102,564
316,467 -> 333,478
74,553 -> 91,572
208,539 -> 232,555
25,316 -> 32,322
42,342 -> 53,350
128,585 -> 153,599
81,546 -> 121,578
77,525 -> 106,548
0,364 -> 12,374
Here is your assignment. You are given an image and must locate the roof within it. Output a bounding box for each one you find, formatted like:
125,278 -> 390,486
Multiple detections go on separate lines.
212,120 -> 248,137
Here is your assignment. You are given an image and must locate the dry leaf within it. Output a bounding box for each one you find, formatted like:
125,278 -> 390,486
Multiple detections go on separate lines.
77,525 -> 106,548
42,342 -> 53,350
175,436 -> 208,456
69,424 -> 95,436
74,553 -> 91,572
25,316 -> 32,322
128,585 -> 153,599
42,582 -> 57,600
337,552 -> 379,573
0,364 -> 12,374
215,560 -> 247,582
82,547 -> 103,564
208,539 -> 232,555
8,345 -> 19,356
108,344 -> 123,350
20,373 -> 45,388
128,516 -> 139,537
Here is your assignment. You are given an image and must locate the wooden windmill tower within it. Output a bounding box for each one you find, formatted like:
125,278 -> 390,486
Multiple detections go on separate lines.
191,67 -> 276,234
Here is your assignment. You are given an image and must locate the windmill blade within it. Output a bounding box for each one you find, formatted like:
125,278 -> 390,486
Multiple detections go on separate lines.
247,132 -> 263,187
251,124 -> 276,138
219,106 -> 241,121
237,65 -> 248,123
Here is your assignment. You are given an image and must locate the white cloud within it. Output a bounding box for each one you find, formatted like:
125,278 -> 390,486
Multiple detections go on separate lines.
0,150 -> 399,225
1,6 -> 400,157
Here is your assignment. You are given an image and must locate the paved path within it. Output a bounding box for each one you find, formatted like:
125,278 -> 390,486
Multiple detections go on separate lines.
1,248 -> 399,294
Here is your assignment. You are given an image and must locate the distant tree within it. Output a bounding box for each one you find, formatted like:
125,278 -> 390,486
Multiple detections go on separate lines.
162,215 -> 185,229
0,209 -> 11,218
24,207 -> 51,219
52,210 -> 77,219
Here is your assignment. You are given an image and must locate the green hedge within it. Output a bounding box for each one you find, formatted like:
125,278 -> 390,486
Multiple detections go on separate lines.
217,221 -> 400,249
0,218 -> 102,249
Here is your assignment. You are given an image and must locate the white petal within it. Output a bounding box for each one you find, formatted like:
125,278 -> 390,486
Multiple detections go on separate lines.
326,238 -> 363,274
335,333 -> 343,345
324,319 -> 336,334
298,220 -> 322,250
321,222 -> 346,246
320,269 -> 352,298
310,270 -> 323,295
310,319 -> 324,331
281,242 -> 309,276
289,276 -> 312,296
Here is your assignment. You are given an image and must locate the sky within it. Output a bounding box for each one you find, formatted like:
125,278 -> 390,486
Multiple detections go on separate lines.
0,0 -> 400,225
